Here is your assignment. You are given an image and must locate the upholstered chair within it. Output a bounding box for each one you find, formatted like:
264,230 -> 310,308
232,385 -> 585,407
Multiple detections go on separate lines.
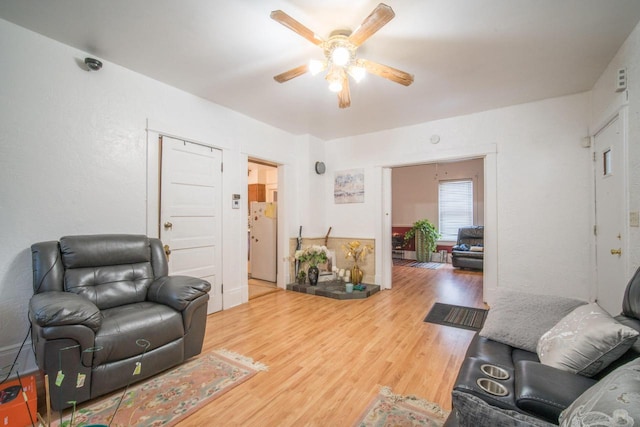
29,234 -> 211,410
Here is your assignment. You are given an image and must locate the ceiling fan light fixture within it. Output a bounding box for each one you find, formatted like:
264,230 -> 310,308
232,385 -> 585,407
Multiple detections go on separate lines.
309,59 -> 326,75
348,66 -> 366,83
330,46 -> 351,67
271,4 -> 413,107
326,65 -> 345,92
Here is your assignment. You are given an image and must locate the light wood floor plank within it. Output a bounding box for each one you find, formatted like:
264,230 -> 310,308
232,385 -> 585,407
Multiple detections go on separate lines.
180,264 -> 483,426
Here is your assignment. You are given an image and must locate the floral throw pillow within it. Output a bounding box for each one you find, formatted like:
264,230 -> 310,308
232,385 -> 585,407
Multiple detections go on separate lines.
537,303 -> 639,377
559,357 -> 640,426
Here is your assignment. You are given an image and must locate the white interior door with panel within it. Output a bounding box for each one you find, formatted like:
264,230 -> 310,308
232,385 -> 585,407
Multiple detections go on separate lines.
594,114 -> 627,315
160,136 -> 223,314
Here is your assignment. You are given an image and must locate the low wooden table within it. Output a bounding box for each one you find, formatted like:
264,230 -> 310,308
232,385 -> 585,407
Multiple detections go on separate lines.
286,280 -> 380,300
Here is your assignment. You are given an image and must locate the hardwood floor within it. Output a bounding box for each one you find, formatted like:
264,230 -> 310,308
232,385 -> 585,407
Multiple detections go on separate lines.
248,278 -> 280,300
181,264 -> 483,426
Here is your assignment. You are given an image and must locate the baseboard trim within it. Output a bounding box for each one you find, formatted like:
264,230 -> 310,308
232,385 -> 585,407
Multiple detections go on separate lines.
0,341 -> 38,379
223,287 -> 243,309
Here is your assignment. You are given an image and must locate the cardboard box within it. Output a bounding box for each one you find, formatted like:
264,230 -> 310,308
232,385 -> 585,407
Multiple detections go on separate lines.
0,375 -> 37,427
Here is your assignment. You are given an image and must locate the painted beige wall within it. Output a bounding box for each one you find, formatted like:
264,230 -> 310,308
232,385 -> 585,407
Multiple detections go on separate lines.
392,159 -> 484,234
289,237 -> 376,284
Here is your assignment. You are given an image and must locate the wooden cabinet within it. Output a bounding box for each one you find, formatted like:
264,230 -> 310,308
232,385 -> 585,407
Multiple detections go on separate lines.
248,184 -> 266,203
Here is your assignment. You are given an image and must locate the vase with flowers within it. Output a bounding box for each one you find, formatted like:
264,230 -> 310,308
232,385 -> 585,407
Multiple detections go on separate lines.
342,241 -> 373,285
294,245 -> 329,286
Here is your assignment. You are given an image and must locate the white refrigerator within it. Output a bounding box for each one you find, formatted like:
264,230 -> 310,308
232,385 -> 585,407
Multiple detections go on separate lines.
249,202 -> 277,282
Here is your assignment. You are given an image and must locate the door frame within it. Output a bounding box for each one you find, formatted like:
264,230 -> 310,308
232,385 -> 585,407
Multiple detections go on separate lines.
590,106 -> 630,301
247,158 -> 279,284
243,155 -> 289,292
146,128 -> 226,309
379,145 -> 497,303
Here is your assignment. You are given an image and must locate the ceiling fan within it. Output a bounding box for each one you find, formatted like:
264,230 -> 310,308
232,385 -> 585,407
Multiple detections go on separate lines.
270,3 -> 414,108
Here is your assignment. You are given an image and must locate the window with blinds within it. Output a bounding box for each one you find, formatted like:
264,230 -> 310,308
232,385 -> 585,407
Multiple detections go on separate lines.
439,180 -> 473,240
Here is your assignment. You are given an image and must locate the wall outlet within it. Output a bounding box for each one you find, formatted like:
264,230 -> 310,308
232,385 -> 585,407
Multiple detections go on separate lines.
630,211 -> 639,227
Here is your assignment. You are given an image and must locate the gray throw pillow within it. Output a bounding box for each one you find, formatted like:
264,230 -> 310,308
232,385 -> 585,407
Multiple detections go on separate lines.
479,289 -> 586,353
559,357 -> 640,426
537,303 -> 639,377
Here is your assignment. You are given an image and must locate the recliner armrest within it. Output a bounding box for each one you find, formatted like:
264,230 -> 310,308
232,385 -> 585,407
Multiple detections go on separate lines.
29,291 -> 102,332
147,276 -> 211,311
515,360 -> 597,424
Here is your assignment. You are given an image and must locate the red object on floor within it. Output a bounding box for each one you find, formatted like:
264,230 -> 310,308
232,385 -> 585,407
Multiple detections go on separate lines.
392,227 -> 414,250
0,375 -> 37,427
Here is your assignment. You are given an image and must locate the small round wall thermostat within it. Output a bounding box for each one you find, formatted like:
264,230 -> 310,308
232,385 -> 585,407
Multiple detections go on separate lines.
430,135 -> 441,144
315,161 -> 326,174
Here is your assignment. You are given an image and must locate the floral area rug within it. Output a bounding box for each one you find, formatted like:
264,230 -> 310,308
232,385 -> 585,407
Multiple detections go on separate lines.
355,387 -> 450,427
53,349 -> 268,427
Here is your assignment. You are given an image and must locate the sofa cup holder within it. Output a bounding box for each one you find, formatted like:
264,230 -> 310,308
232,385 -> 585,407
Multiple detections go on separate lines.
476,377 -> 509,397
480,364 -> 510,380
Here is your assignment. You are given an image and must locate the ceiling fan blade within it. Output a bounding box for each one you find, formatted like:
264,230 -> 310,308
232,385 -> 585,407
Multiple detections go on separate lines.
338,73 -> 351,108
358,59 -> 414,86
274,64 -> 309,83
348,3 -> 395,47
270,10 -> 324,46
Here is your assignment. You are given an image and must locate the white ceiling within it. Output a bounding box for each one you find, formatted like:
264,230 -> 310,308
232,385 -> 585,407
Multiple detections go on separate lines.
1,0 -> 639,140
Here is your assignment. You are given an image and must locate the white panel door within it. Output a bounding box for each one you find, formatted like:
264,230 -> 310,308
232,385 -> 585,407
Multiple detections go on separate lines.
160,136 -> 222,314
594,115 -> 626,315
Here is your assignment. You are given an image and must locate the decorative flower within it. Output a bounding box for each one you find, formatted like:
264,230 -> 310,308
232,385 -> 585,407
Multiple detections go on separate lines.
294,245 -> 329,268
342,240 -> 373,265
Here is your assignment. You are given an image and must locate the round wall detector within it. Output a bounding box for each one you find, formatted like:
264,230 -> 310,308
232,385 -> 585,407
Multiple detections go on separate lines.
315,161 -> 326,175
84,57 -> 103,71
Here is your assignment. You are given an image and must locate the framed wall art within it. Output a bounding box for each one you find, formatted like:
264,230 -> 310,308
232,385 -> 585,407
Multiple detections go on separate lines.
334,169 -> 364,204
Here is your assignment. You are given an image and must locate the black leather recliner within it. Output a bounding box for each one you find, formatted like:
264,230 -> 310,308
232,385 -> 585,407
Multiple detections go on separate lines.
451,226 -> 484,270
29,234 -> 211,410
445,267 -> 640,426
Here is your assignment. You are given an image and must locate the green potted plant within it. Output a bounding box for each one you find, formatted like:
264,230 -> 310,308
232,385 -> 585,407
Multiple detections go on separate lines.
404,219 -> 441,262
296,270 -> 306,285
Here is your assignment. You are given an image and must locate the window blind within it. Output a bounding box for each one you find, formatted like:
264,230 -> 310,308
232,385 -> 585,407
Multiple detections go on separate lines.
439,180 -> 473,240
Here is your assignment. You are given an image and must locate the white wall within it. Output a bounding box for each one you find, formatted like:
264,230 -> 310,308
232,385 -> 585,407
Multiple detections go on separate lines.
324,92 -> 593,301
590,19 -> 640,279
0,18 -> 304,370
2,14 -> 638,375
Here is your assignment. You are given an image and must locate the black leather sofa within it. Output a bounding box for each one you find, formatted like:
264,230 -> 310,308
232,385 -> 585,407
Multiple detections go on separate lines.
451,226 -> 484,270
29,234 -> 211,410
444,268 -> 640,426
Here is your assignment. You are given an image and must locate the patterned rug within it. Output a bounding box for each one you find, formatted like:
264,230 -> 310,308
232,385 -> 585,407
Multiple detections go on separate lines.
392,259 -> 444,270
424,302 -> 488,331
355,386 -> 449,426
53,349 -> 268,427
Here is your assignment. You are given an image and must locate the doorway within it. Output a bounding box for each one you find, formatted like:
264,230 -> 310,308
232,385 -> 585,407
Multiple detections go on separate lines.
391,159 -> 485,264
248,159 -> 279,299
381,150 -> 497,303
